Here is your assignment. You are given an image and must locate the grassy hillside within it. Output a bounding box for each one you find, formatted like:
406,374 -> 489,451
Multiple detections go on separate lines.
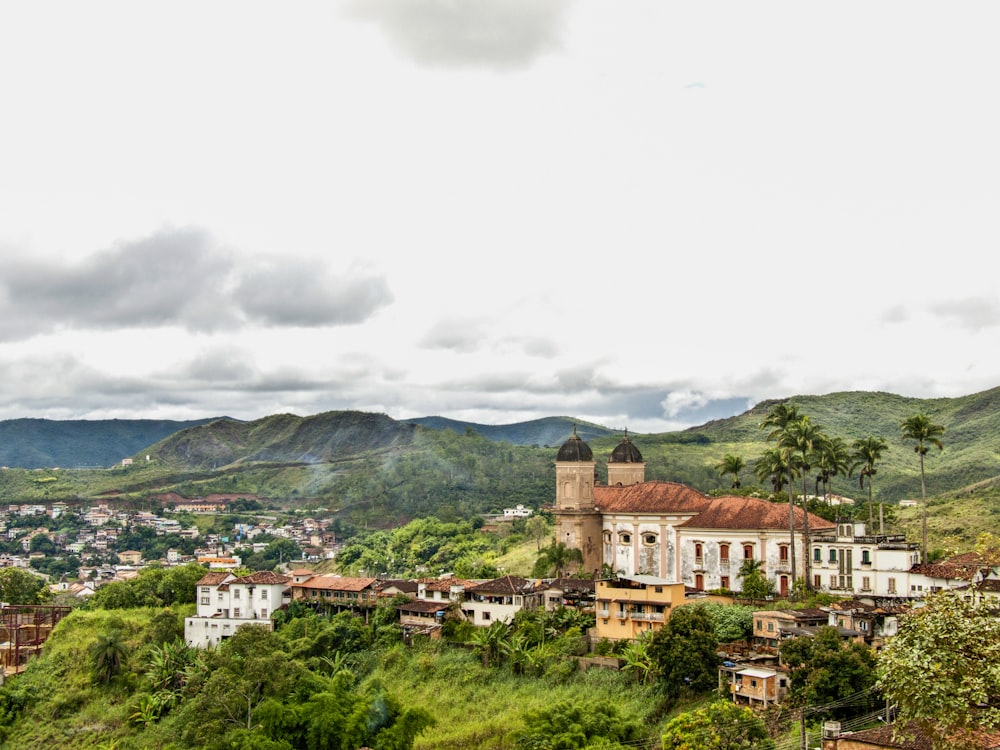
3,390 -> 1000,551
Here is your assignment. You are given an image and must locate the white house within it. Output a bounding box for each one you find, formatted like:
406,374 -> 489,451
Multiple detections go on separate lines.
184,570 -> 290,648
461,575 -> 546,626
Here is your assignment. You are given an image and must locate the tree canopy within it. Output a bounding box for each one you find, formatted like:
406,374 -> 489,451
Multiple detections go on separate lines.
877,592 -> 1000,749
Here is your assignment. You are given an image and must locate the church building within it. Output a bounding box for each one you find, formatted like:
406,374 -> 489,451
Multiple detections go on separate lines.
552,430 -> 835,598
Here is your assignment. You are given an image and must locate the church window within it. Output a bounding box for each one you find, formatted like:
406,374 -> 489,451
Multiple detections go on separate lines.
643,533 -> 657,545
603,531 -> 612,544
619,533 -> 631,545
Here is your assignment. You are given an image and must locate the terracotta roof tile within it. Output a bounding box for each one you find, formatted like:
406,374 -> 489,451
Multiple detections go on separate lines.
231,571 -> 290,585
679,495 -> 835,531
467,575 -> 545,595
195,572 -> 232,586
593,481 -> 712,514
909,562 -> 982,581
293,575 -> 379,592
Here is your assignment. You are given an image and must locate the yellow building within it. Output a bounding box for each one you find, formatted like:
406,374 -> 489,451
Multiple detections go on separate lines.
594,575 -> 686,642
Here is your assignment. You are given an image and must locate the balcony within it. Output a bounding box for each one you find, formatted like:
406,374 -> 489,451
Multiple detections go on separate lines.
630,612 -> 665,622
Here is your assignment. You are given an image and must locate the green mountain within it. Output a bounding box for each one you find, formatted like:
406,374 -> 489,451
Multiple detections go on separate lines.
3,388 -> 1000,551
0,417 -> 221,469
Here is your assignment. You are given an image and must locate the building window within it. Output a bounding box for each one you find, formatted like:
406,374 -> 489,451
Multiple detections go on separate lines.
720,544 -> 730,562
829,549 -> 837,563
603,531 -> 612,544
861,550 -> 871,565
261,608 -> 268,618
261,589 -> 268,600
233,589 -> 241,600
721,576 -> 730,590
813,575 -> 821,589
200,597 -> 210,605
862,576 -> 871,591
643,533 -> 657,545
814,547 -> 822,562
888,577 -> 897,594
779,545 -> 789,562
200,587 -> 210,593
755,619 -> 762,631
482,611 -> 491,621
233,608 -> 241,618
619,533 -> 631,545
743,544 -> 754,559
830,575 -> 838,588
217,592 -> 223,601
766,622 -> 774,632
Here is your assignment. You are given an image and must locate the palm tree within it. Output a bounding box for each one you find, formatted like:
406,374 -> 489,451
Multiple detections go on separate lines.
760,403 -> 802,593
715,454 -> 746,489
532,541 -> 584,579
90,629 -> 129,685
754,448 -> 793,495
778,416 -> 827,591
814,436 -> 851,504
851,436 -> 889,534
901,413 -> 945,564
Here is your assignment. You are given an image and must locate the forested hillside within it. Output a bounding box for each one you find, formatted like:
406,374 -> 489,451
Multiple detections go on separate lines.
2,389 -> 1000,545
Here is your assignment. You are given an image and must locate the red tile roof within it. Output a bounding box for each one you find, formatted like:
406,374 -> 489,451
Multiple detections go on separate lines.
593,481 -> 713,514
909,562 -> 983,581
292,575 -> 378,592
679,495 -> 835,531
467,575 -> 545,595
195,572 -> 232,586
231,571 -> 290,585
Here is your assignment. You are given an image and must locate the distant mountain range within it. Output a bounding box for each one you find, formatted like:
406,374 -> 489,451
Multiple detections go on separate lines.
3,388 -> 1000,536
0,417 -> 219,469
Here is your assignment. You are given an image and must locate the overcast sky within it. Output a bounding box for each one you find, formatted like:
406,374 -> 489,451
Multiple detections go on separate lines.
1,1 -> 998,432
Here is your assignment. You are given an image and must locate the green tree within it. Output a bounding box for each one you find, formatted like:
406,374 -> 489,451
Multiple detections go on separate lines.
777,415 -> 827,591
753,447 -> 793,495
901,413 -> 945,563
877,592 -> 1000,749
514,700 -> 641,749
737,558 -> 773,601
814,435 -> 851,504
760,403 -> 802,593
715,454 -> 746,489
532,541 -> 584,579
852,435 -> 889,533
700,602 -> 754,643
661,700 -> 774,750
648,604 -> 719,703
779,626 -> 877,717
525,514 -> 550,551
90,629 -> 130,685
0,567 -> 48,605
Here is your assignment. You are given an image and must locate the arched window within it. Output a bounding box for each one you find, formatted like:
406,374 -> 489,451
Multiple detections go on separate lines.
643,533 -> 657,545
743,544 -> 754,560
619,532 -> 631,545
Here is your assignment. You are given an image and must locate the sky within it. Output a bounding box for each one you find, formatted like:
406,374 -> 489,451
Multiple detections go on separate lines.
1,1 -> 999,433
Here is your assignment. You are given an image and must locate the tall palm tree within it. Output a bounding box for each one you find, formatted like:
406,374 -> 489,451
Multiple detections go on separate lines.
851,436 -> 889,534
814,436 -> 851,504
715,454 -> 746,489
901,413 -> 945,564
760,403 -> 802,593
778,416 -> 827,591
754,447 -> 793,495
